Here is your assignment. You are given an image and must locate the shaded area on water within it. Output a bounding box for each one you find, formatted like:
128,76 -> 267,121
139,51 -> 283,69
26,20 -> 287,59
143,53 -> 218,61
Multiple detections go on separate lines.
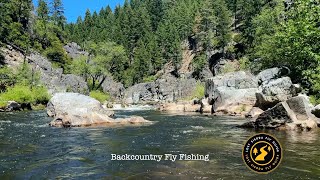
0,110 -> 319,179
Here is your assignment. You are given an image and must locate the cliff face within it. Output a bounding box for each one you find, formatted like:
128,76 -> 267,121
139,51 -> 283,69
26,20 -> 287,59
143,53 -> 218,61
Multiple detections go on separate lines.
0,44 -> 89,95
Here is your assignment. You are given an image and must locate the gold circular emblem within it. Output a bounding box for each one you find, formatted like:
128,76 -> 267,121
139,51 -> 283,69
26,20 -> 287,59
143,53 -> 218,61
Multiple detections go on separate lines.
242,133 -> 282,174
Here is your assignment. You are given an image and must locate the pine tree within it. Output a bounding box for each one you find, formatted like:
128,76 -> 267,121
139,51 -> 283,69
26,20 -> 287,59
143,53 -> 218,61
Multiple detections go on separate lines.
147,0 -> 164,31
132,39 -> 151,83
37,0 -> 49,22
51,0 -> 66,30
198,0 -> 232,51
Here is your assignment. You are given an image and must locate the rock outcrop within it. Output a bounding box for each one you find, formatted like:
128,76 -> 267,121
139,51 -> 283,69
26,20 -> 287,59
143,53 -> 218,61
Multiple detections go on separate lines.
101,76 -> 125,101
63,42 -> 88,59
28,53 -> 89,95
205,71 -> 258,104
0,45 -> 89,95
205,71 -> 258,115
204,68 -> 303,116
0,45 -> 25,69
255,77 -> 297,110
47,93 -> 153,127
256,67 -> 281,85
123,75 -> 198,105
240,96 -> 319,130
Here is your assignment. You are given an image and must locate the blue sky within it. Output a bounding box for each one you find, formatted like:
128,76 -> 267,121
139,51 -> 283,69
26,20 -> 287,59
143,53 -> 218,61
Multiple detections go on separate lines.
33,0 -> 124,23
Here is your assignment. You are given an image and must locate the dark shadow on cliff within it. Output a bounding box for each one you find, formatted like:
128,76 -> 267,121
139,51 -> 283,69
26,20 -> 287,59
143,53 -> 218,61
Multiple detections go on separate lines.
0,53 -> 4,66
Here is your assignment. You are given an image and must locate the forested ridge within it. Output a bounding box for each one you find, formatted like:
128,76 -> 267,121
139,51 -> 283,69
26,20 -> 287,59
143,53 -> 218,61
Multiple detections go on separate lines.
0,0 -> 320,101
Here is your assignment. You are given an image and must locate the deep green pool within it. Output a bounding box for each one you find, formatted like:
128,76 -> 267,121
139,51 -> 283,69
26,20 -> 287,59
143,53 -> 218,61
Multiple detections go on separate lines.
0,110 -> 319,179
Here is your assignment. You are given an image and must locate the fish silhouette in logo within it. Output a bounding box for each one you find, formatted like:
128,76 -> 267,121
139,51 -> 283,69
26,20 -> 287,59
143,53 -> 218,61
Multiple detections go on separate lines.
255,145 -> 270,161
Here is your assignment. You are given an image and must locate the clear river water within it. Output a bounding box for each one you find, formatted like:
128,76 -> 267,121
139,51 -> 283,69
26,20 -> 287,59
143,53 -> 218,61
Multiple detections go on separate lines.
0,110 -> 319,179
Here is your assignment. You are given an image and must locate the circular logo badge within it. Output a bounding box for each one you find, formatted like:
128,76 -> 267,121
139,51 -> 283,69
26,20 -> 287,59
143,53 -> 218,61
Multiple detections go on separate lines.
242,133 -> 282,174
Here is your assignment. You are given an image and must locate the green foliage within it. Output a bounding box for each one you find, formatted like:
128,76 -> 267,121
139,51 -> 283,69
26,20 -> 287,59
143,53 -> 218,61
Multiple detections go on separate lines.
0,85 -> 33,104
0,85 -> 50,105
143,75 -> 157,83
37,0 -> 50,22
310,95 -> 320,106
253,0 -> 320,94
197,0 -> 232,51
16,63 -> 41,86
192,53 -> 207,78
51,0 -> 66,29
239,56 -> 250,70
0,101 -> 7,109
0,66 -> 15,92
32,86 -> 51,104
220,62 -> 237,74
71,41 -> 128,89
190,82 -> 205,100
90,90 -> 110,103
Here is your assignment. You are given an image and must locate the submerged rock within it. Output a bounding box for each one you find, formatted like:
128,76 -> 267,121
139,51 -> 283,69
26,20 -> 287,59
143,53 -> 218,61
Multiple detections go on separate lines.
240,96 -> 319,130
47,93 -> 153,127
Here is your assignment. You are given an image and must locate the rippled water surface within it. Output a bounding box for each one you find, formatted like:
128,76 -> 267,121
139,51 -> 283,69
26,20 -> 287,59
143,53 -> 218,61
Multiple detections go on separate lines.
0,110 -> 319,179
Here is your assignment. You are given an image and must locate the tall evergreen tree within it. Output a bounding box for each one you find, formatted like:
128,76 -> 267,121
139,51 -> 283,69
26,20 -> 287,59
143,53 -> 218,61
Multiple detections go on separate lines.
37,0 -> 49,22
51,0 -> 66,30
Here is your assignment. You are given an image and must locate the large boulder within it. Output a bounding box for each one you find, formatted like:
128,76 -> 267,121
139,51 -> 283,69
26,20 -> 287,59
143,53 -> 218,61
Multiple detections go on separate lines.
212,87 -> 258,115
256,67 -> 281,85
205,71 -> 258,104
47,93 -> 152,127
240,96 -> 319,130
255,77 -> 297,110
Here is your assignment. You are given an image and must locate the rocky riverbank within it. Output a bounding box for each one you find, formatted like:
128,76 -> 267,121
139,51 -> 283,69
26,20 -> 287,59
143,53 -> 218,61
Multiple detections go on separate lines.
1,43 -> 320,131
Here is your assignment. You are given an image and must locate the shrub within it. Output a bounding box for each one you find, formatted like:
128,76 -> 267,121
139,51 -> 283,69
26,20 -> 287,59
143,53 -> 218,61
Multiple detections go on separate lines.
220,61 -> 237,74
239,56 -> 250,70
0,85 -> 33,104
0,66 -> 15,92
190,82 -> 205,100
0,85 -> 50,105
32,86 -> 50,104
143,75 -> 157,83
0,100 -> 7,109
90,90 -> 110,103
310,95 -> 320,106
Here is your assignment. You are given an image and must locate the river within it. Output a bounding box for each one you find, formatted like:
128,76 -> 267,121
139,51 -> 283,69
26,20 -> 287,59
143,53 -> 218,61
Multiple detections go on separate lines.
0,110 -> 319,179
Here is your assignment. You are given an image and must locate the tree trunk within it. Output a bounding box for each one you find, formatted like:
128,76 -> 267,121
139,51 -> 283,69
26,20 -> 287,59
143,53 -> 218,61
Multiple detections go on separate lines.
96,76 -> 106,90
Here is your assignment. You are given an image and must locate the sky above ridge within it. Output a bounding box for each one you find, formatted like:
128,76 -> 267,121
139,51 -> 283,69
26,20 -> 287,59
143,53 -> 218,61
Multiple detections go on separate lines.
32,0 -> 124,23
